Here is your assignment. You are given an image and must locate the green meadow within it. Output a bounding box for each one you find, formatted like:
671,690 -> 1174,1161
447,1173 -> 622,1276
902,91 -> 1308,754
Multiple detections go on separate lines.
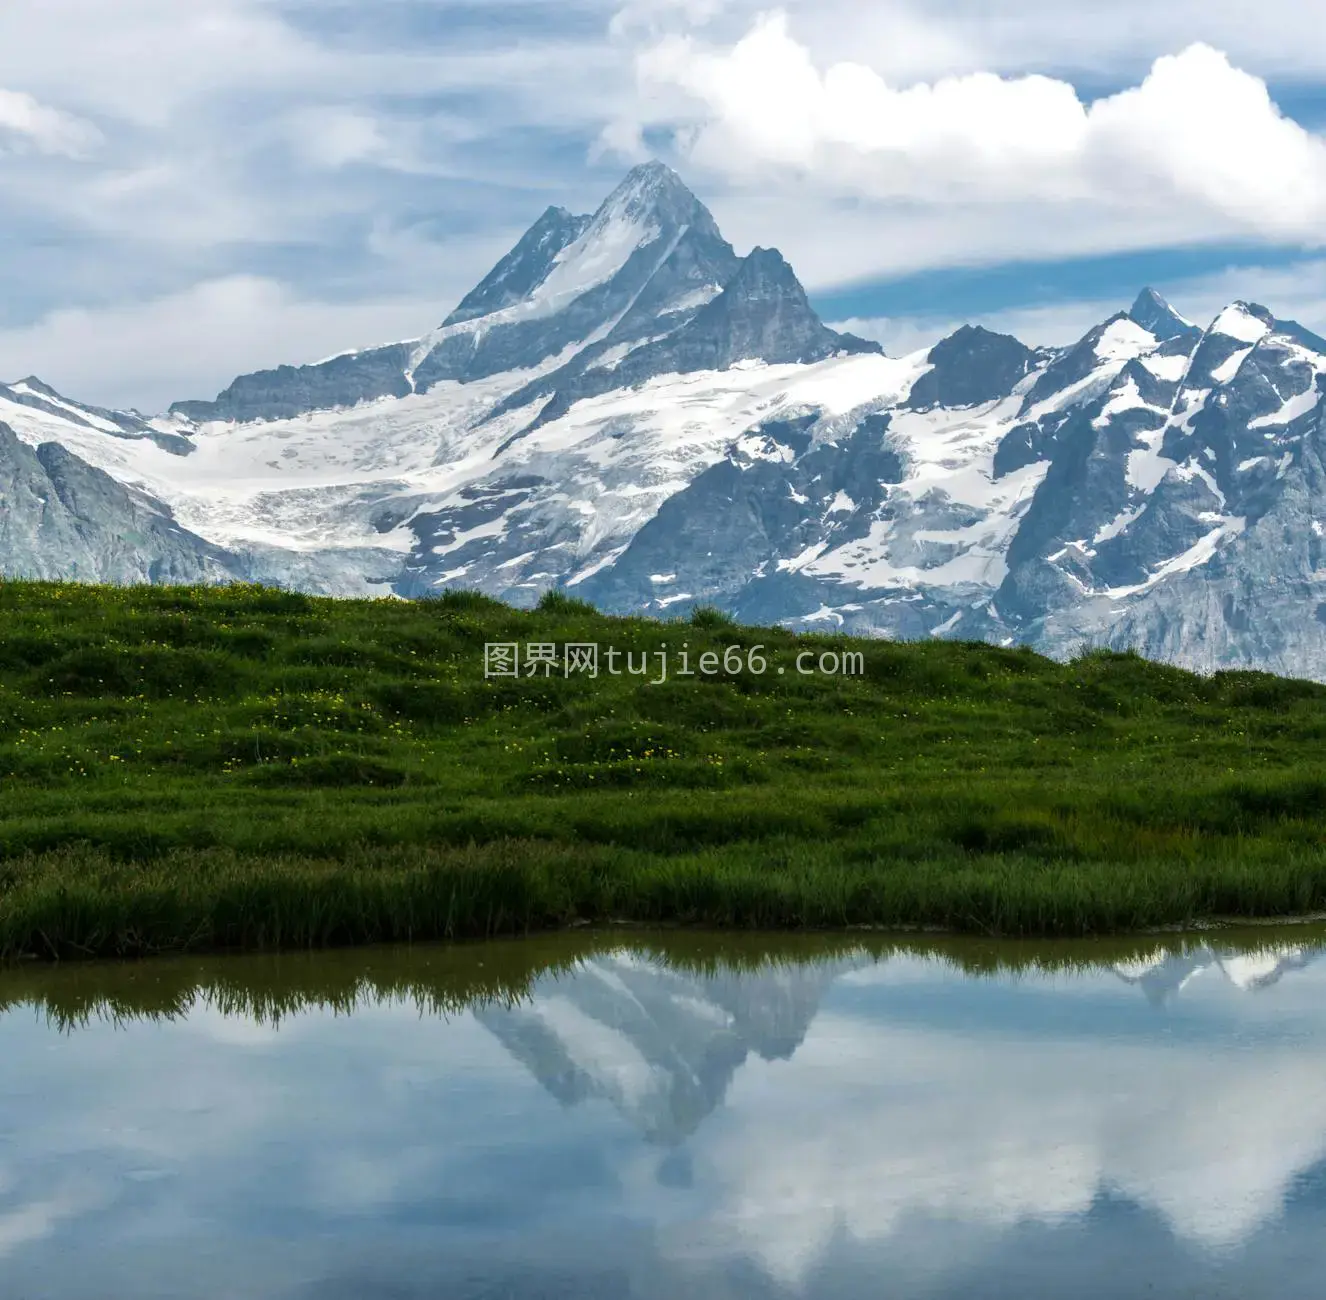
1,578 -> 1325,961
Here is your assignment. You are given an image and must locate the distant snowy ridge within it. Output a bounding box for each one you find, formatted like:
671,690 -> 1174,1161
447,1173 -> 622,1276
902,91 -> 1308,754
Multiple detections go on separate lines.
4,162 -> 1326,679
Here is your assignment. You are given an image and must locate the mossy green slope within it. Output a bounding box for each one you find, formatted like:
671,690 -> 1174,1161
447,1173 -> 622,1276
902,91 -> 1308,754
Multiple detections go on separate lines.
1,579 -> 1325,960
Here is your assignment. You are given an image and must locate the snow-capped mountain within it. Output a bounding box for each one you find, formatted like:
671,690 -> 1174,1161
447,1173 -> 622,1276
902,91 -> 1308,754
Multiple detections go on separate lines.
4,161 -> 1326,677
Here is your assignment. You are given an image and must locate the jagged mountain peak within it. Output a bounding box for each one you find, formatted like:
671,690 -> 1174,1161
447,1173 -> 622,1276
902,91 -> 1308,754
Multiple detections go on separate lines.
905,323 -> 1036,410
1130,286 -> 1168,313
441,204 -> 592,327
576,158 -> 723,252
946,323 -> 1012,343
439,168 -> 704,334
377,163 -> 738,397
678,244 -> 880,365
1016,309 -> 1165,414
1209,300 -> 1276,342
1236,300 -> 1276,325
601,159 -> 694,210
1128,287 -> 1197,341
423,165 -> 716,355
725,245 -> 803,294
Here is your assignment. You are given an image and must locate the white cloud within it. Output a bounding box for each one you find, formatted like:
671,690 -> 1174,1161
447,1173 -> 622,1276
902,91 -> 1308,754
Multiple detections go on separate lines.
0,276 -> 450,413
0,1 -> 323,129
286,107 -> 397,170
282,104 -> 486,174
614,0 -> 1326,83
889,0 -> 1326,80
616,14 -> 1326,245
610,0 -> 731,38
0,88 -> 100,157
0,1187 -> 99,1260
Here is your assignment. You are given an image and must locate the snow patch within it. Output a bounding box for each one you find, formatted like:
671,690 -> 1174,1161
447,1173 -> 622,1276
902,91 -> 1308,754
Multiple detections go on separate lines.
1249,387 -> 1322,429
1092,376 -> 1158,428
566,543 -> 630,586
1125,427 -> 1177,492
1094,505 -> 1145,543
1211,347 -> 1252,385
1140,352 -> 1190,383
1105,518 -> 1246,598
1094,318 -> 1157,362
1210,305 -> 1272,345
797,605 -> 846,626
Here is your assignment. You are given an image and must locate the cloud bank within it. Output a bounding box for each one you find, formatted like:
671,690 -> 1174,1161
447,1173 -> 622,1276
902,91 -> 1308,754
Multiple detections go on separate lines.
0,277 -> 448,413
612,13 -> 1326,244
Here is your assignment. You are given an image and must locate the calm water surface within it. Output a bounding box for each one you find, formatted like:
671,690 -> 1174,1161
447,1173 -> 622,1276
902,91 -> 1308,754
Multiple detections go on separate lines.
3,928 -> 1326,1299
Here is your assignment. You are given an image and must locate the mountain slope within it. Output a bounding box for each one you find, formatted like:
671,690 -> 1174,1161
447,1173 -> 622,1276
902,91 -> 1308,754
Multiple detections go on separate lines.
0,420 -> 236,585
441,205 -> 592,326
168,161 -> 743,425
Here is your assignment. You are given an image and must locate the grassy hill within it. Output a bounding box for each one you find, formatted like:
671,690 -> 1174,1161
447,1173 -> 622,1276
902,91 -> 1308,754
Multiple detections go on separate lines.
2,579 -> 1325,960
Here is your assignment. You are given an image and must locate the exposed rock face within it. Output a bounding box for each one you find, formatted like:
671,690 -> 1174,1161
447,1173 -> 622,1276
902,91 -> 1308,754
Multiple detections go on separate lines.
441,206 -> 593,327
0,411 -> 401,597
904,326 -> 1036,410
1127,286 -> 1201,343
0,421 -> 234,584
168,344 -> 416,425
618,245 -> 880,371
511,246 -> 880,434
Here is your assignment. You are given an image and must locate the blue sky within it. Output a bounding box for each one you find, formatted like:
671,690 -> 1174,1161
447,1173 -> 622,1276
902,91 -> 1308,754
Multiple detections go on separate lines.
1,0 -> 1325,410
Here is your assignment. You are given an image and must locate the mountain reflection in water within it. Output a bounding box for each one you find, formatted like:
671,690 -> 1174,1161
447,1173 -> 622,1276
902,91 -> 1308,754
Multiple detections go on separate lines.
2,929 -> 1325,1300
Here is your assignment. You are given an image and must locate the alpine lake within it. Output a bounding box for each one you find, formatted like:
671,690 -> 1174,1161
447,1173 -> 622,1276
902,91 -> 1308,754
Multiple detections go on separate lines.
4,925 -> 1326,1299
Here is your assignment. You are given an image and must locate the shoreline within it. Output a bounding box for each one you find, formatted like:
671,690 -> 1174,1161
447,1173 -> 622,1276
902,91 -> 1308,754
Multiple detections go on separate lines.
7,840 -> 1326,964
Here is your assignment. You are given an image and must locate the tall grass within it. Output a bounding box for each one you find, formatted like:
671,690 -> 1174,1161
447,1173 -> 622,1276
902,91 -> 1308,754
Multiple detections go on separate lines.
2,578 -> 1326,960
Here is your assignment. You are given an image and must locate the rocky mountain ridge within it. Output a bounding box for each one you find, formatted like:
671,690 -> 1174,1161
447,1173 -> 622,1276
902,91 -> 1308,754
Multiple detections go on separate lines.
3,162 -> 1326,678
